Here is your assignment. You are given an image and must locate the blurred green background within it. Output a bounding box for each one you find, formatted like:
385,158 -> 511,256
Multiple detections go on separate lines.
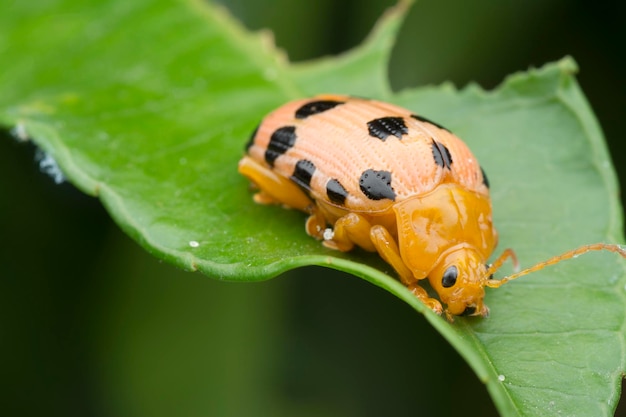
1,0 -> 624,416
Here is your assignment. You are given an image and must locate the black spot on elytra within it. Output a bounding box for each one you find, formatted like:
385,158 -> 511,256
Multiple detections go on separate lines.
295,100 -> 345,119
326,178 -> 348,205
291,159 -> 316,189
265,126 -> 296,167
480,166 -> 490,189
359,169 -> 395,201
411,114 -> 451,132
245,123 -> 260,152
431,140 -> 453,169
367,117 -> 408,141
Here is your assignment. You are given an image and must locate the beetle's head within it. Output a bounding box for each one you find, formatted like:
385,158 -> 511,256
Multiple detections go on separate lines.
427,246 -> 490,319
423,241 -> 626,320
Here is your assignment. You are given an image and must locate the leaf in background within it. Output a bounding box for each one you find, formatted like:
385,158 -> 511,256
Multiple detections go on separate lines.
1,0 -> 624,416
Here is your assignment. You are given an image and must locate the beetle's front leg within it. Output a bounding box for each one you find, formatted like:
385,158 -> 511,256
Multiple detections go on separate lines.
370,225 -> 443,315
324,214 -> 443,315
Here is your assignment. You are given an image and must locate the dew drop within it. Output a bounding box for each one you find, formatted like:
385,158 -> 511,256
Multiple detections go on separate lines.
35,149 -> 65,184
11,122 -> 28,141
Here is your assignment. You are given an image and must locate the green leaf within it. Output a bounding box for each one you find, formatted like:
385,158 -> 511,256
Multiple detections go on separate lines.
1,0 -> 625,416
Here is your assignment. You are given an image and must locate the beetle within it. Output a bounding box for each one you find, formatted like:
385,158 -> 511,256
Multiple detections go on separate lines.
238,94 -> 626,320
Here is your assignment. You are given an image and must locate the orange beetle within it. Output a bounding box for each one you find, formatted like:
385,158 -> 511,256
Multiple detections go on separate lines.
239,94 -> 626,320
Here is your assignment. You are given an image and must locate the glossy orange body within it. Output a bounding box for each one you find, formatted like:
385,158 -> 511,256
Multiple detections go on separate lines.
239,94 -> 498,318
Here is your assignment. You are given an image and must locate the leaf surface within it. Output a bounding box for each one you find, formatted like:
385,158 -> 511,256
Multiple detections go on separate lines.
1,0 -> 624,415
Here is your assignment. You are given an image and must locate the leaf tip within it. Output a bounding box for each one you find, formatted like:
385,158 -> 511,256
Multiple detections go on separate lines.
257,28 -> 290,65
371,0 -> 414,38
557,55 -> 579,76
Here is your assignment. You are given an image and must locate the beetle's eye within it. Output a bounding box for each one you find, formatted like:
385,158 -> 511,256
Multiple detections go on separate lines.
441,265 -> 458,288
485,263 -> 494,279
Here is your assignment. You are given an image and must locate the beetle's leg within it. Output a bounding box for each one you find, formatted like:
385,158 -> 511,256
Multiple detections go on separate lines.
370,225 -> 443,315
305,206 -> 328,240
239,156 -> 329,239
238,156 -> 313,211
323,213 -> 377,252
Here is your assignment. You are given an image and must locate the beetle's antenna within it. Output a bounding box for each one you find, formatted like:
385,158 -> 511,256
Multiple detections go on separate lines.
483,248 -> 519,282
485,243 -> 626,288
